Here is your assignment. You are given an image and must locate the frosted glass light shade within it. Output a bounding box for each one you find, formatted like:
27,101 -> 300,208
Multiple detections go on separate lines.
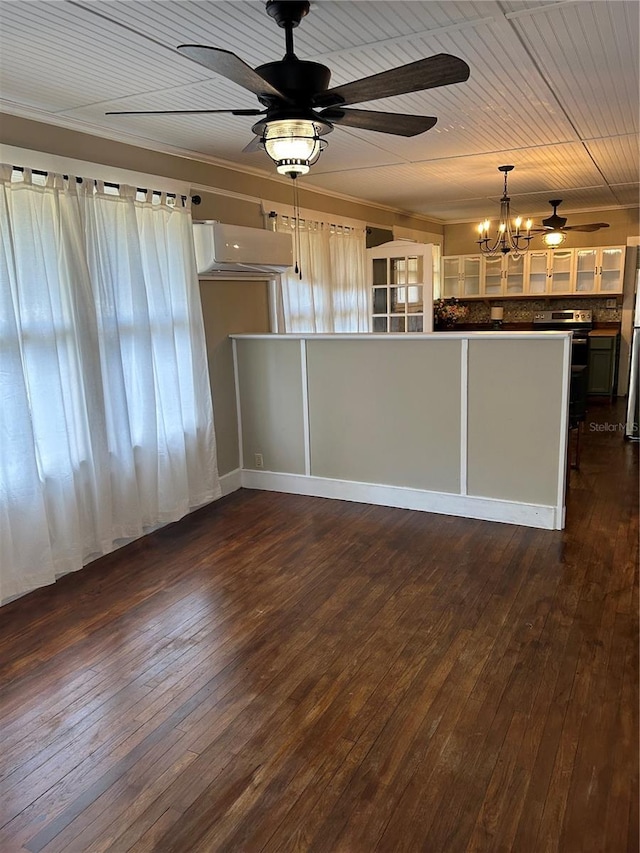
543,230 -> 566,247
263,120 -> 326,176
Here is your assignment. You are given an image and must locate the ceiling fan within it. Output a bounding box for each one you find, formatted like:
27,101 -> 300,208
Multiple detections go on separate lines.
536,199 -> 610,247
106,0 -> 470,178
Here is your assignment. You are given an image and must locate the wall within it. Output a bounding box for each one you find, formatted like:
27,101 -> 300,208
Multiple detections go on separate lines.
199,280 -> 270,476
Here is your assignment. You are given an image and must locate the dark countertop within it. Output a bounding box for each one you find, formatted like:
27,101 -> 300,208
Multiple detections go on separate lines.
451,321 -> 622,333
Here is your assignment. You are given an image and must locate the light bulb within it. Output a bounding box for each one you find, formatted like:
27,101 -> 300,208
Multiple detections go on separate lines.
543,230 -> 566,247
261,119 -> 329,177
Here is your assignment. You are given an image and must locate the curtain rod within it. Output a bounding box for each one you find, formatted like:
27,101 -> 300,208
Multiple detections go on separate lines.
11,166 -> 201,205
268,210 -> 364,231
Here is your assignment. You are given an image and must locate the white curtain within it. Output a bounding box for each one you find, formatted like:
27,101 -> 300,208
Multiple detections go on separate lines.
0,166 -> 219,604
273,216 -> 369,332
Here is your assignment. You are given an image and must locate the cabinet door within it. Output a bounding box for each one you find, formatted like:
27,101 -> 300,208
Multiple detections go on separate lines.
527,251 -> 549,294
575,249 -> 597,292
549,249 -> 574,293
505,253 -> 525,295
442,257 -> 461,298
482,255 -> 503,296
588,337 -> 616,395
599,247 -> 625,292
461,255 -> 481,297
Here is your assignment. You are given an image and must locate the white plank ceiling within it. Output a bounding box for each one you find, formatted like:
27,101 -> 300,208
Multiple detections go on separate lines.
0,0 -> 638,224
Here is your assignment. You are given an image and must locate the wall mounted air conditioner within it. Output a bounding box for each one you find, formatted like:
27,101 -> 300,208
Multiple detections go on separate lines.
193,221 -> 293,276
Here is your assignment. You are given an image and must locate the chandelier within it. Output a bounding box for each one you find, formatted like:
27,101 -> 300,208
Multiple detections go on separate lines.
477,165 -> 533,258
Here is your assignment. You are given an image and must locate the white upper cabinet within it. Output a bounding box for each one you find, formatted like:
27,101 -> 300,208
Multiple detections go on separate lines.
481,253 -> 527,297
442,245 -> 625,298
575,246 -> 625,293
461,255 -> 481,297
524,248 -> 574,294
504,253 -> 526,295
549,249 -> 574,294
482,255 -> 503,297
527,250 -> 549,295
442,254 -> 481,298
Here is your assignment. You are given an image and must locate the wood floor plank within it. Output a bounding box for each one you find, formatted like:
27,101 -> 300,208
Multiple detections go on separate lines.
0,401 -> 636,853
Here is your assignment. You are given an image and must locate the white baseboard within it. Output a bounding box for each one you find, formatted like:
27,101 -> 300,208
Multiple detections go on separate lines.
240,469 -> 562,530
219,468 -> 242,496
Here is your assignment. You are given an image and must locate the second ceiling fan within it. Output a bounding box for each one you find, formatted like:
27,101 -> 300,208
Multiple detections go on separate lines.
107,0 -> 471,177
536,199 -> 610,246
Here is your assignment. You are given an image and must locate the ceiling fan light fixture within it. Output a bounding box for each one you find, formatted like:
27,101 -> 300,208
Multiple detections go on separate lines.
543,229 -> 566,248
260,118 -> 330,177
477,165 -> 533,258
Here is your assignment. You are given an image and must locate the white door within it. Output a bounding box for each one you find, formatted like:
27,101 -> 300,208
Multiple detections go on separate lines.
367,240 -> 434,333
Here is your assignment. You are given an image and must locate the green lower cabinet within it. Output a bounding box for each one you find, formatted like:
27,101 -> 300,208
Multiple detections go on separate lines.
587,335 -> 619,397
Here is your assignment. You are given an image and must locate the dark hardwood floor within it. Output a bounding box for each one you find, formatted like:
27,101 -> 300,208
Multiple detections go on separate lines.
1,401 -> 637,852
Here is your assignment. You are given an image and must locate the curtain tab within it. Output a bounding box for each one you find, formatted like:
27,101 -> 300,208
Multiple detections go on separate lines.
118,184 -> 136,201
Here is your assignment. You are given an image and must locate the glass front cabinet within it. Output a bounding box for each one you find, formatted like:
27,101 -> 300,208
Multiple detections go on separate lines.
480,253 -> 527,297
368,240 -> 434,333
442,245 -> 625,298
442,254 -> 480,298
523,248 -> 573,294
575,246 -> 625,293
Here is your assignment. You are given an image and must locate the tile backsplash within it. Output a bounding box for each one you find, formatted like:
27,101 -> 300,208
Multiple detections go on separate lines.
458,297 -> 621,324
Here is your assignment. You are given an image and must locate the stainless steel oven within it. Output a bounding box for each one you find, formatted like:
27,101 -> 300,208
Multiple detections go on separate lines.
532,309 -> 592,367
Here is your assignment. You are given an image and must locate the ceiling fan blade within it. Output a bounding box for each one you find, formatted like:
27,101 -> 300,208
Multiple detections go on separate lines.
314,54 -> 470,108
564,223 -> 610,232
242,136 -> 263,154
177,45 -> 289,100
106,108 -> 265,116
319,108 -> 437,137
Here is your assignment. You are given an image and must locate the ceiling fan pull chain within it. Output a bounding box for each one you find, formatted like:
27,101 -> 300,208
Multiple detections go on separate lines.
292,176 -> 302,279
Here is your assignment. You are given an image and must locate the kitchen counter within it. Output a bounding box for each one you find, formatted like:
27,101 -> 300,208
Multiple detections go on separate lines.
231,332 -> 572,530
589,328 -> 619,337
450,322 -> 533,332
452,321 -> 622,334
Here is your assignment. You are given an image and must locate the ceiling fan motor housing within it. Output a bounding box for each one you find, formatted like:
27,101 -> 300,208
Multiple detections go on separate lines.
256,59 -> 332,106
543,199 -> 568,230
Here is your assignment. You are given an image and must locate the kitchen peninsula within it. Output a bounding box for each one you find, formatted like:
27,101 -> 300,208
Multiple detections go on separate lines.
231,332 -> 571,530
